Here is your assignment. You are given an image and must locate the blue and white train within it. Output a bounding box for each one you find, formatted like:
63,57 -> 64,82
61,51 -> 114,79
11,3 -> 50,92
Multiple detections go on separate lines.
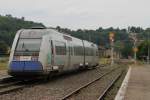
8,28 -> 99,77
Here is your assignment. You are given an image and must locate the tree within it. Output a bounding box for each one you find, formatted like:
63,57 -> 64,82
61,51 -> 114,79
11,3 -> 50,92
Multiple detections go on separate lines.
137,40 -> 150,60
0,14 -> 45,46
0,41 -> 9,54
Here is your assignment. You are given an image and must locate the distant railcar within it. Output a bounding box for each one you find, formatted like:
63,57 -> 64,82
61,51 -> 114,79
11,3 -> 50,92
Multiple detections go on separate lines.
8,28 -> 99,77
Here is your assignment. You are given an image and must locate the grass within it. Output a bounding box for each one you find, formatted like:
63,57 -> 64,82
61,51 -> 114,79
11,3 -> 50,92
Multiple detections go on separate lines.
0,57 -> 8,70
99,58 -> 111,65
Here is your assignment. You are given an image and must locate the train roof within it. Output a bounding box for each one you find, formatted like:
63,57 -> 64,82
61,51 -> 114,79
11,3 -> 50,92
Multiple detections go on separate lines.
18,28 -> 97,47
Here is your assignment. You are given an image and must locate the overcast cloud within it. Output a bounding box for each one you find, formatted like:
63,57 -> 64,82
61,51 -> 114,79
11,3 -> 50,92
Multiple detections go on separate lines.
0,0 -> 150,29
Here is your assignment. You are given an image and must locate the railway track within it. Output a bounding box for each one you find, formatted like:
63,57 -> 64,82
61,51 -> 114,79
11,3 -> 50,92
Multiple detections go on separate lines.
0,84 -> 25,95
0,76 -> 13,82
0,77 -> 26,95
61,67 -> 123,100
0,76 -> 42,95
0,76 -> 51,95
97,71 -> 122,100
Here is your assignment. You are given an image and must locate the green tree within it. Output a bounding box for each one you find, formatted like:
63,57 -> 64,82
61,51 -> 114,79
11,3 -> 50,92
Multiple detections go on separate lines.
137,40 -> 150,60
0,14 -> 45,46
0,41 -> 8,54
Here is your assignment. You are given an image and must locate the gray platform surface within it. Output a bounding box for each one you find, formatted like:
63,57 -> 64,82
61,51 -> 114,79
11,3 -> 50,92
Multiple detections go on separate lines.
124,64 -> 150,100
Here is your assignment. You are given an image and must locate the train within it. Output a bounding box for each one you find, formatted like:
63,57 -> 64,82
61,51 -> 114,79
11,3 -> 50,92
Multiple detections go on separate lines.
8,28 -> 99,77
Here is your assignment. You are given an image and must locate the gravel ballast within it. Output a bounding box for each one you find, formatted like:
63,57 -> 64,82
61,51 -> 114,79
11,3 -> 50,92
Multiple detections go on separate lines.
0,65 -> 120,100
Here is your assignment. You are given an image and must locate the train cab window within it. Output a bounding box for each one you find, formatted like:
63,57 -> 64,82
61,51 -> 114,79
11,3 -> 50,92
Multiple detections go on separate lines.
16,38 -> 41,52
55,41 -> 66,55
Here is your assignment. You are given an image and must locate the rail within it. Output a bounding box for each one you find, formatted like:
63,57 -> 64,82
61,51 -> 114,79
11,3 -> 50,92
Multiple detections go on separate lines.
61,67 -> 121,100
97,71 -> 122,100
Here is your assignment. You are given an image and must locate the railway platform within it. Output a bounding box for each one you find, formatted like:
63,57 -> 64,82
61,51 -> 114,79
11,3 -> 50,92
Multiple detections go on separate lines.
115,64 -> 150,100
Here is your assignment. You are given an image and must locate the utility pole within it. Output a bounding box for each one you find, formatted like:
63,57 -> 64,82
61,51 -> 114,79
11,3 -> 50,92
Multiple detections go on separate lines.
109,32 -> 115,66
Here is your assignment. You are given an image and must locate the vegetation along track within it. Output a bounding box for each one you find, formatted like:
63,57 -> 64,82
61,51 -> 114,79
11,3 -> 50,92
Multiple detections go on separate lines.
61,66 -> 123,100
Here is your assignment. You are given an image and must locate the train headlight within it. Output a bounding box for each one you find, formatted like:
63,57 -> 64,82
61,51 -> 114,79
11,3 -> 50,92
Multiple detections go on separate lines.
52,66 -> 59,70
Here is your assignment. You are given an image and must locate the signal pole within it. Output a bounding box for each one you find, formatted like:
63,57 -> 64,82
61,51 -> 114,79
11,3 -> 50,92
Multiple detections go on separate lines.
129,33 -> 138,64
133,39 -> 137,64
109,32 -> 115,66
147,32 -> 150,64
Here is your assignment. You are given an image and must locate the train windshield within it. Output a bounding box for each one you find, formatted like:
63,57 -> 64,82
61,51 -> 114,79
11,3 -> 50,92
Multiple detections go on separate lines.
16,39 -> 41,52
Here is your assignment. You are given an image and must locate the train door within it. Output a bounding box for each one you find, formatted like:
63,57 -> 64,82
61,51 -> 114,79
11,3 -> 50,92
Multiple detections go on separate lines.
89,45 -> 94,67
92,48 -> 96,65
49,40 -> 54,66
92,46 -> 98,66
67,42 -> 73,69
53,41 -> 67,71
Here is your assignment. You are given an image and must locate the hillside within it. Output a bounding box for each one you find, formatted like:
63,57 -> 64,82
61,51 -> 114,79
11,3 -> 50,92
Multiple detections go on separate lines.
0,14 -> 149,58
0,14 -> 45,47
56,26 -> 149,58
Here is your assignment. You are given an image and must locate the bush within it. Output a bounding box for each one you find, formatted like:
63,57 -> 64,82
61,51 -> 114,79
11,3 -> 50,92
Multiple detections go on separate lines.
137,40 -> 150,60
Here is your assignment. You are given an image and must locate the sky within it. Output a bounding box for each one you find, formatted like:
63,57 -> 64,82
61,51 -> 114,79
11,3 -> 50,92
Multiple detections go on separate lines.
0,0 -> 150,30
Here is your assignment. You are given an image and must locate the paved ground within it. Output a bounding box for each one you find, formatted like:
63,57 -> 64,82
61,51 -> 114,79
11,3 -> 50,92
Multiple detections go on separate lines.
124,64 -> 150,100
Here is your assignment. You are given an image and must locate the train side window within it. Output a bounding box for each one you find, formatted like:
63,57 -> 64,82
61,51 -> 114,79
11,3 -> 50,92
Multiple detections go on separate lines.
74,46 -> 83,56
55,41 -> 66,55
88,48 -> 91,56
68,46 -> 73,55
74,46 -> 78,55
91,48 -> 94,56
71,46 -> 74,55
79,46 -> 84,55
85,47 -> 88,56
96,50 -> 99,56
68,43 -> 74,55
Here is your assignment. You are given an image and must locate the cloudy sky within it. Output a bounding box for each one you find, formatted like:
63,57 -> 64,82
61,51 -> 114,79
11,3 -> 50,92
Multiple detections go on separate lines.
0,0 -> 150,29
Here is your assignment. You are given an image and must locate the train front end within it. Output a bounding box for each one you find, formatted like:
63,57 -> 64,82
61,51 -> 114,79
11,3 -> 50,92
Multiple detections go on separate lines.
8,29 -> 44,77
